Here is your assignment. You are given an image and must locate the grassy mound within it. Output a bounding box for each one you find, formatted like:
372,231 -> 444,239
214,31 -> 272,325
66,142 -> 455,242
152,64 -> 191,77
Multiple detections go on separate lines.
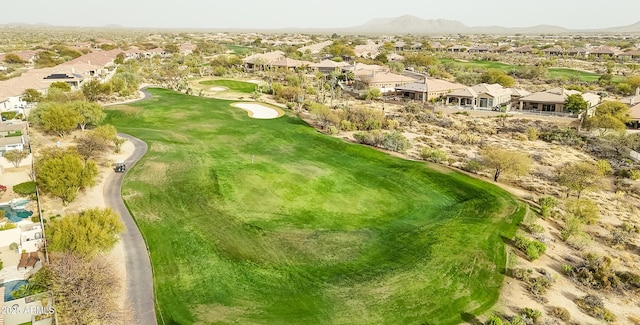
106,88 -> 522,324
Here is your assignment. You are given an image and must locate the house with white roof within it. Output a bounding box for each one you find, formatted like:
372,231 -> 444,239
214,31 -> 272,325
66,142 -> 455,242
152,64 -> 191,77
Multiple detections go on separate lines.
445,83 -> 514,109
518,88 -> 600,114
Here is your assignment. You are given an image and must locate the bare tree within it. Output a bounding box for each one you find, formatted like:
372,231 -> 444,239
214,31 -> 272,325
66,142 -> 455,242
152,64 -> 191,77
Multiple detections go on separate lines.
45,253 -> 124,325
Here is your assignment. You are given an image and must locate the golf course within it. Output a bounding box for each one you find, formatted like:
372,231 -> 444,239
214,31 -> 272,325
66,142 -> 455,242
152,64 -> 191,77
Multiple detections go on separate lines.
106,88 -> 524,324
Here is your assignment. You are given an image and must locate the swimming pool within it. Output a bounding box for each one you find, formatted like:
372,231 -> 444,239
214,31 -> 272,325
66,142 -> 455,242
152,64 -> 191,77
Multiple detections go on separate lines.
0,199 -> 33,223
2,280 -> 28,302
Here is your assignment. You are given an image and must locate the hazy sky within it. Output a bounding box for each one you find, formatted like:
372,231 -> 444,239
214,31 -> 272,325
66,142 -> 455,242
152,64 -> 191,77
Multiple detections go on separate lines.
3,0 -> 639,30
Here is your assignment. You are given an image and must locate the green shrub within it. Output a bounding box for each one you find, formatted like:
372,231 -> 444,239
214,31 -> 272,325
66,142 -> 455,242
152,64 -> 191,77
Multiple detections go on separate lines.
381,132 -> 411,153
565,198 -> 600,225
513,234 -> 546,261
510,315 -> 525,325
631,169 -> 640,180
550,306 -> 571,321
538,196 -> 557,219
1,111 -> 17,120
561,264 -> 573,275
420,147 -> 447,163
596,160 -> 612,175
485,315 -> 504,325
31,216 -> 41,223
520,308 -> 542,321
0,223 -> 17,231
13,181 -> 37,195
512,268 -> 533,281
464,160 -> 482,173
522,223 -> 545,234
9,242 -> 18,250
527,275 -> 554,296
525,127 -> 539,141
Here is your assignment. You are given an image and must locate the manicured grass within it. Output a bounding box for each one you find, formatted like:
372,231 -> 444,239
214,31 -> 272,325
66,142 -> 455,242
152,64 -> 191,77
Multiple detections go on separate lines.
226,45 -> 253,55
199,79 -> 257,93
107,88 -> 523,325
440,58 -> 622,83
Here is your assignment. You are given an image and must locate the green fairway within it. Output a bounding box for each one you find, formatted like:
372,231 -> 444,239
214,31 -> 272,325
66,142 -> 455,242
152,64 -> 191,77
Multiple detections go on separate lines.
440,58 -> 620,83
107,88 -> 523,325
226,45 -> 253,55
199,79 -> 257,93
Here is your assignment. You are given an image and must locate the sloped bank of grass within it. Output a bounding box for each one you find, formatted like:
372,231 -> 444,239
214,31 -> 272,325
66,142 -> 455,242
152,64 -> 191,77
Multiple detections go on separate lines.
106,88 -> 523,325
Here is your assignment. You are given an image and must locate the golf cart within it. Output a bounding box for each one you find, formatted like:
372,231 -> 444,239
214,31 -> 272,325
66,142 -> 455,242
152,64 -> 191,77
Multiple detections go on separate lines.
114,161 -> 126,173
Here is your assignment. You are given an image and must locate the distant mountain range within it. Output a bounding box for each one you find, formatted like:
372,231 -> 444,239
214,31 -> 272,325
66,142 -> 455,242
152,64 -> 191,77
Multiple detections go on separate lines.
2,15 -> 640,35
332,15 -> 640,35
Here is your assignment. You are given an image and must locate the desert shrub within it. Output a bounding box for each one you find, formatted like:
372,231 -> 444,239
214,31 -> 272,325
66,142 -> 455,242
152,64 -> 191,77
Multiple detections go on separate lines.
340,120 -> 355,131
527,274 -> 555,296
514,234 -> 547,261
596,160 -> 612,175
560,214 -> 585,241
550,306 -> 571,321
327,126 -> 339,135
450,132 -> 482,145
575,295 -> 616,322
9,242 -> 18,250
512,268 -> 533,281
522,222 -> 545,234
464,160 -> 482,173
538,196 -> 557,219
403,102 -> 423,114
31,216 -> 41,223
630,169 -> 640,180
526,127 -> 539,141
13,181 -> 37,195
617,271 -> 640,289
565,198 -> 600,225
510,315 -> 526,325
520,308 -> 542,322
381,132 -> 411,153
485,315 -> 504,325
561,264 -> 573,275
420,147 -> 447,163
541,128 -> 585,145
513,132 -> 528,141
568,253 -> 623,291
353,131 -> 384,147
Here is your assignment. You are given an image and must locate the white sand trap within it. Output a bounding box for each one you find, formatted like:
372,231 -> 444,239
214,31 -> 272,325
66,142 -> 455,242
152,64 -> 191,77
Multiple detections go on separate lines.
247,79 -> 261,84
232,103 -> 281,119
209,87 -> 227,91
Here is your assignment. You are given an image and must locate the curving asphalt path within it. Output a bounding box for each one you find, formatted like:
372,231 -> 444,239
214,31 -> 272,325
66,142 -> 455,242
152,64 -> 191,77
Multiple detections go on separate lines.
103,135 -> 157,322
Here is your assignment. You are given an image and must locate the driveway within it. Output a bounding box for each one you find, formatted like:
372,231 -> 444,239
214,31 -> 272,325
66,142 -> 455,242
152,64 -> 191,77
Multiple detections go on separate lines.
103,133 -> 157,325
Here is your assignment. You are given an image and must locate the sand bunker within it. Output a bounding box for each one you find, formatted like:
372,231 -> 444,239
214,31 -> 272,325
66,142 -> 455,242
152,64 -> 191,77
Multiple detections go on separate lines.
232,103 -> 281,119
209,87 -> 227,91
247,79 -> 261,84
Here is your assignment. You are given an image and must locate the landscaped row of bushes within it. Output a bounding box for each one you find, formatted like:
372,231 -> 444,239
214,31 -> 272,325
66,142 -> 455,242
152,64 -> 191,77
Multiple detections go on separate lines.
353,131 -> 411,153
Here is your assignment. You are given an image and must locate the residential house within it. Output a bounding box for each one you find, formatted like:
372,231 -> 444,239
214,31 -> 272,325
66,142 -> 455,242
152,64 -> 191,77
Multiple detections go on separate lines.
447,45 -> 467,52
566,47 -> 589,57
468,45 -> 491,53
542,46 -> 565,56
311,59 -> 349,75
628,102 -> 640,129
588,46 -> 622,59
395,78 -> 466,102
445,83 -> 514,109
518,88 -> 600,114
512,45 -> 534,54
618,49 -> 640,61
387,53 -> 404,62
355,41 -> 380,59
242,51 -> 285,70
297,40 -> 332,54
621,87 -> 640,107
0,135 -> 27,154
356,71 -> 418,93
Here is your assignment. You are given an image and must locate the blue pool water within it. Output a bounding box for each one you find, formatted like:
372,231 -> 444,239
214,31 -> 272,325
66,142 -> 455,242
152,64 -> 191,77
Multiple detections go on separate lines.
1,199 -> 33,222
2,280 -> 28,302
